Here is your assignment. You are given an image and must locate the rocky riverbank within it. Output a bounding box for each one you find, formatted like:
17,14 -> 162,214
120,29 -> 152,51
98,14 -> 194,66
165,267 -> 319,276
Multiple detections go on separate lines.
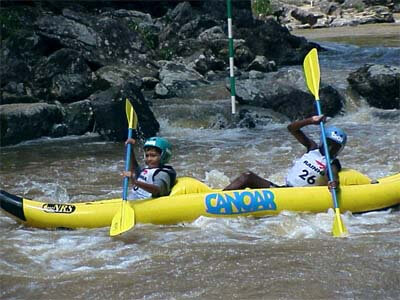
267,0 -> 398,29
1,0 -> 399,146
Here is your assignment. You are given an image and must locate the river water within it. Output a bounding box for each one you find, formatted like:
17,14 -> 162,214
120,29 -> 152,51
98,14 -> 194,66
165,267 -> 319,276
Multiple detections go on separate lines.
1,24 -> 400,299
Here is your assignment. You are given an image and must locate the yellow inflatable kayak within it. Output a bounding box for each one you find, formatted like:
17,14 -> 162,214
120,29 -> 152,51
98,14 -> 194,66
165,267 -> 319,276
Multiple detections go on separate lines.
1,169 -> 399,230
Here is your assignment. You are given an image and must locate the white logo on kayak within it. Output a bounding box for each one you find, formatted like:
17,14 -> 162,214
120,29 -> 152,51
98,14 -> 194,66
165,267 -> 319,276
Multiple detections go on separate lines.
42,204 -> 76,214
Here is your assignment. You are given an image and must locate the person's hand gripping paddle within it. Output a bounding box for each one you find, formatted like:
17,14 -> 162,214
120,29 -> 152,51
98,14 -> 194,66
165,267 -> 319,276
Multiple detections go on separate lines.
303,49 -> 348,237
110,99 -> 138,236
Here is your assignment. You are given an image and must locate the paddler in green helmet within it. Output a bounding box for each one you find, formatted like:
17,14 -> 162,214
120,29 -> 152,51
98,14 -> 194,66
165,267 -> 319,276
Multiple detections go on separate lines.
122,137 -> 176,200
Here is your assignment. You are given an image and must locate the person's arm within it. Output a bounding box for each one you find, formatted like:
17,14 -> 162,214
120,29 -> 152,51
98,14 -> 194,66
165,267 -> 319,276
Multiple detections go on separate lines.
287,115 -> 325,151
131,178 -> 161,196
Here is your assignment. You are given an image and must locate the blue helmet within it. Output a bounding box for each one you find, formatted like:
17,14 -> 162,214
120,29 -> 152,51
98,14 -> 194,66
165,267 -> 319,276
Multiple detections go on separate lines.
323,126 -> 347,155
144,137 -> 172,164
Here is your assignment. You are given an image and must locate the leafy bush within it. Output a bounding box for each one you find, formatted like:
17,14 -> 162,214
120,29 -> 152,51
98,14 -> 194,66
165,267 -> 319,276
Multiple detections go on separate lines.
0,9 -> 22,40
252,0 -> 273,17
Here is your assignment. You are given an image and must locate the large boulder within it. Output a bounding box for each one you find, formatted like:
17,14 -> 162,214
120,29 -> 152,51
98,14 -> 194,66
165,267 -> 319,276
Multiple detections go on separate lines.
233,69 -> 344,120
155,61 -> 208,98
236,19 -> 320,65
246,56 -> 277,72
35,8 -> 154,67
0,103 -> 63,146
89,82 -> 159,141
33,48 -> 94,102
347,64 -> 400,109
63,100 -> 94,136
93,65 -> 145,90
0,31 -> 46,91
291,7 -> 323,26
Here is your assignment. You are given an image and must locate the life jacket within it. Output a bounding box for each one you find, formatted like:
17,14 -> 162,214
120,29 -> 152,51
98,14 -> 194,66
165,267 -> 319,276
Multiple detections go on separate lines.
130,165 -> 176,200
152,165 -> 176,189
285,149 -> 328,187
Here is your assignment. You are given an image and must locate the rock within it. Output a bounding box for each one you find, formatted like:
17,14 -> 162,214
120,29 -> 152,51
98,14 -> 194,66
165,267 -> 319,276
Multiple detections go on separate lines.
154,83 -> 171,98
237,19 -> 320,65
0,103 -> 63,146
191,51 -> 225,75
156,61 -> 208,98
330,17 -> 360,26
371,108 -> 400,121
233,42 -> 256,68
237,106 -> 290,127
246,56 -> 277,72
276,0 -> 395,29
142,77 -> 160,90
320,2 -> 342,16
50,123 -> 68,138
1,83 -> 40,105
35,8 -> 151,66
362,5 -> 395,23
237,109 -> 256,128
0,31 -> 46,92
232,69 -> 344,120
94,65 -> 143,90
342,0 -> 366,10
100,9 -> 161,51
198,26 -> 226,42
238,106 -> 290,125
249,70 -> 266,79
166,2 -> 194,25
89,82 -> 159,141
63,100 -> 94,135
210,113 -> 230,129
347,64 -> 400,109
291,8 -> 323,26
33,48 -> 94,102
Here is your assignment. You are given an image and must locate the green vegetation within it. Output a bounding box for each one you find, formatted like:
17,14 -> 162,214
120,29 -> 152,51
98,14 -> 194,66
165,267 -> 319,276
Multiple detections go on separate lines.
252,0 -> 273,17
0,6 -> 37,41
127,21 -> 158,50
127,20 -> 174,60
354,3 -> 365,13
157,47 -> 174,61
0,9 -> 22,40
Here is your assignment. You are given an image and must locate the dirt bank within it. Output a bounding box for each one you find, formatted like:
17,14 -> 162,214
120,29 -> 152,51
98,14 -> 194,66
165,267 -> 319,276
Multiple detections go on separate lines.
292,21 -> 400,47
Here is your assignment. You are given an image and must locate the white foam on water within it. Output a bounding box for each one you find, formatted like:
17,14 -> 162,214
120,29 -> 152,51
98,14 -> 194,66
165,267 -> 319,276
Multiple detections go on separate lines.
5,229 -> 151,275
204,170 -> 230,189
185,206 -> 399,243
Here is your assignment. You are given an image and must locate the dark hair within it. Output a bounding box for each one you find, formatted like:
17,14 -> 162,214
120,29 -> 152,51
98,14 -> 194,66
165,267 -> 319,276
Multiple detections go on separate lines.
144,146 -> 161,154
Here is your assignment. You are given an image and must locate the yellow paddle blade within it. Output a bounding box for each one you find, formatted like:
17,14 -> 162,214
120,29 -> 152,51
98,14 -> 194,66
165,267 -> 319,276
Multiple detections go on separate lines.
303,48 -> 320,100
332,208 -> 348,237
125,98 -> 138,130
110,201 -> 135,236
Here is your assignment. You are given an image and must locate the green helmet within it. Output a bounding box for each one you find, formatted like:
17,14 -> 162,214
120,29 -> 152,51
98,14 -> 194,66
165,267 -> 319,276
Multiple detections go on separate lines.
144,137 -> 172,164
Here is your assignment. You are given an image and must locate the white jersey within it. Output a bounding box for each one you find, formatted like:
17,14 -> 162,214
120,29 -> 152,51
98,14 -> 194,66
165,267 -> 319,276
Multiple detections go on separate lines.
128,166 -> 175,200
129,168 -> 160,200
285,149 -> 327,187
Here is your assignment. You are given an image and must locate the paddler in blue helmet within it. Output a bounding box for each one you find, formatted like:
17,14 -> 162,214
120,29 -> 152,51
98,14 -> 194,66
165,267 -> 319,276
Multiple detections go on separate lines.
224,115 -> 347,190
122,137 -> 176,200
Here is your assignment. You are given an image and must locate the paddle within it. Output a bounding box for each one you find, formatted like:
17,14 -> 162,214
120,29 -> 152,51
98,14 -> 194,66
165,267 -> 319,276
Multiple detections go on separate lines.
303,48 -> 348,237
110,99 -> 138,236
